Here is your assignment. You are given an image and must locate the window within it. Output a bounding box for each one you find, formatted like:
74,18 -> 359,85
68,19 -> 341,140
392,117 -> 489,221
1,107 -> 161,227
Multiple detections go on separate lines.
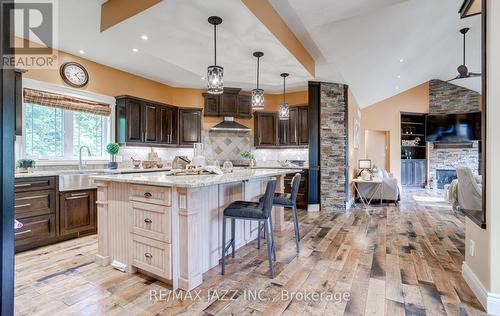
23,103 -> 109,160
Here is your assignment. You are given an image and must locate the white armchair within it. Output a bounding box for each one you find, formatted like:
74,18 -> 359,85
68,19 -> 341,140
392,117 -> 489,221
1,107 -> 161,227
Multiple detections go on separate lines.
455,166 -> 482,211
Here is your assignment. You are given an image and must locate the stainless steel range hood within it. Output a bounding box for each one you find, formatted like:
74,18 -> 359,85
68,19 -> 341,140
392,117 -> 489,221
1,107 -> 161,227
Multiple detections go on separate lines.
210,117 -> 251,132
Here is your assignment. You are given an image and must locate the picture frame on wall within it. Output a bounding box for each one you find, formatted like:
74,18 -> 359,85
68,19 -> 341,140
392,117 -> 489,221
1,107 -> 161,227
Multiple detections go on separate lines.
354,117 -> 360,149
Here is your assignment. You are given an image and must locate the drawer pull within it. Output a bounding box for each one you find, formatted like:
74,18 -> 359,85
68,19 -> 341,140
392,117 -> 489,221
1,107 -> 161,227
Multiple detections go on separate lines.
14,183 -> 31,188
70,192 -> 88,197
144,192 -> 152,198
144,218 -> 152,224
15,203 -> 31,208
144,252 -> 153,258
15,230 -> 32,236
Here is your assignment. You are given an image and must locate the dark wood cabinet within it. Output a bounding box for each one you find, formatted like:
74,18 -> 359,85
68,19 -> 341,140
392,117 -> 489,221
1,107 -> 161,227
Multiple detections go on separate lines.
158,105 -> 178,145
257,106 -> 308,147
203,93 -> 220,116
220,88 -> 241,116
284,170 -> 309,209
237,94 -> 252,118
178,108 -> 202,146
116,95 -> 178,147
14,176 -> 58,252
143,103 -> 160,143
297,106 -> 309,145
14,176 -> 98,252
401,160 -> 427,187
124,98 -> 143,144
254,112 -> 278,147
60,189 -> 97,236
202,88 -> 252,118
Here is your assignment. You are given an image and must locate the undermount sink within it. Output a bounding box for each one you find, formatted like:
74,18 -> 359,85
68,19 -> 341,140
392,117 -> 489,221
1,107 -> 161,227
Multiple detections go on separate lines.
59,171 -> 106,191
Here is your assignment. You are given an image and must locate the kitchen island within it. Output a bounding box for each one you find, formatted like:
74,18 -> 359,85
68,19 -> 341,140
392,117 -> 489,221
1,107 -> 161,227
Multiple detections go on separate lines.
90,169 -> 298,291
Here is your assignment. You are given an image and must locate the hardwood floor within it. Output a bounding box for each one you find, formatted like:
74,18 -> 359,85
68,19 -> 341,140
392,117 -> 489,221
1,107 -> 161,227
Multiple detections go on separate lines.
14,189 -> 485,315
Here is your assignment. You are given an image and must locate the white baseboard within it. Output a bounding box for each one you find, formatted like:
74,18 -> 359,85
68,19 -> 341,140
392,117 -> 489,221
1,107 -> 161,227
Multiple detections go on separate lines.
462,262 -> 500,315
307,204 -> 320,212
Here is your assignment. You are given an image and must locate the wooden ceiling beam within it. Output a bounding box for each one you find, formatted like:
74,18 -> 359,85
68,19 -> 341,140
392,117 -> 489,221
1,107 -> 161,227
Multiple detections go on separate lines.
241,0 -> 315,77
101,0 -> 162,32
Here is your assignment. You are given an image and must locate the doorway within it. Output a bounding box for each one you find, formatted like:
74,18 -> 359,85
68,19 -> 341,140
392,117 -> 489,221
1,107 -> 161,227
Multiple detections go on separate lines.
365,130 -> 390,171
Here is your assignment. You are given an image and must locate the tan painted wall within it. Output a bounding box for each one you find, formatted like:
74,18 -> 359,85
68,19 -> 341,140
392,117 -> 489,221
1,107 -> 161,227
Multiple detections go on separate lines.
465,0 -> 500,299
348,89 -> 362,202
21,40 -> 307,131
360,82 -> 430,182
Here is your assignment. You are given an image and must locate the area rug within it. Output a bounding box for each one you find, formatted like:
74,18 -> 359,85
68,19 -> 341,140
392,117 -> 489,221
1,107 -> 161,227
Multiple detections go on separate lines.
412,195 -> 453,210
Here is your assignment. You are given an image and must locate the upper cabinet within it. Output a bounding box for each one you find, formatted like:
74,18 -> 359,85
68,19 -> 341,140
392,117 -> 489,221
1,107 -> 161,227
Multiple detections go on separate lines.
202,87 -> 252,118
254,112 -> 278,147
116,95 -> 183,147
255,105 -> 308,148
178,108 -> 202,146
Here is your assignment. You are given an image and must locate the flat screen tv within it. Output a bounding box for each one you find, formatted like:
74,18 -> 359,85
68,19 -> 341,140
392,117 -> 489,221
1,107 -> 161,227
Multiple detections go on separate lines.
425,112 -> 481,142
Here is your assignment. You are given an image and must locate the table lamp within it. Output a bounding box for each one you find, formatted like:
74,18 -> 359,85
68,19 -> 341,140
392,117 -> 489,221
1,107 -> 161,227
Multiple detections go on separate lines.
358,159 -> 372,180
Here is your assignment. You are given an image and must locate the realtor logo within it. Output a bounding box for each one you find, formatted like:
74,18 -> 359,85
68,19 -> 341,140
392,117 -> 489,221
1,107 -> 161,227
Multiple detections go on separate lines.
2,0 -> 58,69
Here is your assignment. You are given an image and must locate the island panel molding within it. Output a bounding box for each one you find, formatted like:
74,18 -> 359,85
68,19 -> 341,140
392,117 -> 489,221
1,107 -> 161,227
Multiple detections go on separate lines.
92,169 -> 293,290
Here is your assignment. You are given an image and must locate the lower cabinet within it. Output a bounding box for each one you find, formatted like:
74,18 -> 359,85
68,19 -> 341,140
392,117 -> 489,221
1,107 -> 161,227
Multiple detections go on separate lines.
401,160 -> 427,187
60,189 -> 97,236
284,170 -> 309,209
14,176 -> 98,252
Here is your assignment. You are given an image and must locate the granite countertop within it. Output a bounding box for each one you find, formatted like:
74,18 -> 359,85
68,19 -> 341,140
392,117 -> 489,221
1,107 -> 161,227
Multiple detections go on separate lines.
90,169 -> 300,188
14,167 -> 172,178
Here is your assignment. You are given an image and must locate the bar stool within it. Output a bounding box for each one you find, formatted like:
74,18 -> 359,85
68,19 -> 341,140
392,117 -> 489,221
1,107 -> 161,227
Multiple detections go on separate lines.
259,173 -> 301,253
221,179 -> 277,278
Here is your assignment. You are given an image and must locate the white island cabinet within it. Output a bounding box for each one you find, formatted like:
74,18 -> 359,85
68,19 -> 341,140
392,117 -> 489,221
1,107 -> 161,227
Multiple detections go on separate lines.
90,169 -> 297,291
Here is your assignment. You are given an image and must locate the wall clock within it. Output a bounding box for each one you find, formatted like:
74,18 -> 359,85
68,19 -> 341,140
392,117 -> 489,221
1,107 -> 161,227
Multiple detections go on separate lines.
60,62 -> 89,88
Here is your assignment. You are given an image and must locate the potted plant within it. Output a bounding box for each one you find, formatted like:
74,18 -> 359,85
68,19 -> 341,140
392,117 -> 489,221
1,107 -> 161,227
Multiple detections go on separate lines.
16,159 -> 36,173
106,143 -> 120,169
241,151 -> 256,168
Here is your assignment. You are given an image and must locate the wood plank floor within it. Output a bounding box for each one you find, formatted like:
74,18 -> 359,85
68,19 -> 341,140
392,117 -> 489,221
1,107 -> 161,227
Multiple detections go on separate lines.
14,189 -> 485,316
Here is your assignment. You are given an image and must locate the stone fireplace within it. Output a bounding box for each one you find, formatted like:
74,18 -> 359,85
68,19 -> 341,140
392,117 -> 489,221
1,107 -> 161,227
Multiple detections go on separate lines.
436,169 -> 457,189
427,79 -> 481,183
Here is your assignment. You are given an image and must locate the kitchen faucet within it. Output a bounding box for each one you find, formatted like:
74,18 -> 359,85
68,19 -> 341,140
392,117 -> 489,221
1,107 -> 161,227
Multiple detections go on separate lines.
79,146 -> 92,170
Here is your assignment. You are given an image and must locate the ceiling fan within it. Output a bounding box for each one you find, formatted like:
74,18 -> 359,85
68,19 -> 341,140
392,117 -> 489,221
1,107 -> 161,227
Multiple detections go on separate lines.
448,27 -> 481,82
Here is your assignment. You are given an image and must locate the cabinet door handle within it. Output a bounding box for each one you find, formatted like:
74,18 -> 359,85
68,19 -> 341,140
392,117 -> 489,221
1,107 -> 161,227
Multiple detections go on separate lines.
15,230 -> 32,236
144,192 -> 152,198
15,203 -> 31,208
144,252 -> 153,258
144,218 -> 152,224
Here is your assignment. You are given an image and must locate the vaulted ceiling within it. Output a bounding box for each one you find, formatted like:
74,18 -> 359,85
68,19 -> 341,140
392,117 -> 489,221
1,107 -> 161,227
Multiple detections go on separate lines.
16,0 -> 482,107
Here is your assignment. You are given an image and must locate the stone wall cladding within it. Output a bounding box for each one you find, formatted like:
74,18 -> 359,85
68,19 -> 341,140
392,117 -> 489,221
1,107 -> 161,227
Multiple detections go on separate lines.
320,83 -> 349,211
428,79 -> 481,179
429,79 -> 480,114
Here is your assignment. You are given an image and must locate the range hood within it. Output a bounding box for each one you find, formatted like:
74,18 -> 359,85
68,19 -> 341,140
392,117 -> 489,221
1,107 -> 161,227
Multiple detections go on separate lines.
210,117 -> 251,132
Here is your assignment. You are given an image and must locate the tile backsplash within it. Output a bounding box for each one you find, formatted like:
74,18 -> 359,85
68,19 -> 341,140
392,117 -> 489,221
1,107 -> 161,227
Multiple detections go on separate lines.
20,130 -> 309,171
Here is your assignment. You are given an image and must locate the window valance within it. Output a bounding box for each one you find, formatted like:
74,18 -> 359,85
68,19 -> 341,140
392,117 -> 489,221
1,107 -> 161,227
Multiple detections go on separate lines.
23,88 -> 111,116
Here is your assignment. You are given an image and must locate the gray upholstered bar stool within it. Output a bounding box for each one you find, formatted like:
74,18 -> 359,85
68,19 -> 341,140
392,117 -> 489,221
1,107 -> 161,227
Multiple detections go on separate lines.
221,179 -> 277,278
259,173 -> 301,253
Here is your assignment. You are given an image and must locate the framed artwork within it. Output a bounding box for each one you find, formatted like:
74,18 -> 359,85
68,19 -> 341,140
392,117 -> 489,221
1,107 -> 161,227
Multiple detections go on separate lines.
354,117 -> 360,149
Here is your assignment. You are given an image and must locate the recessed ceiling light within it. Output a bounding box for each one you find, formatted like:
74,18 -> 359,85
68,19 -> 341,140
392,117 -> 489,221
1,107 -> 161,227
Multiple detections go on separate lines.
201,77 -> 205,80
399,58 -> 405,63
78,50 -> 85,55
397,75 -> 401,79
141,35 -> 148,40
132,48 -> 139,53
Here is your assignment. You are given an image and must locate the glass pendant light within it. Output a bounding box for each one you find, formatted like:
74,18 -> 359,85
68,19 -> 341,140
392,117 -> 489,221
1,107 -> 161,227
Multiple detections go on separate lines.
251,52 -> 265,109
279,73 -> 290,120
207,16 -> 223,94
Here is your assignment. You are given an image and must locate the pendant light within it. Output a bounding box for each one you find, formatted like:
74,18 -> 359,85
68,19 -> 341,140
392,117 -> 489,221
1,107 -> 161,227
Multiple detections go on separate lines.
251,52 -> 265,109
279,73 -> 290,120
207,16 -> 223,94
